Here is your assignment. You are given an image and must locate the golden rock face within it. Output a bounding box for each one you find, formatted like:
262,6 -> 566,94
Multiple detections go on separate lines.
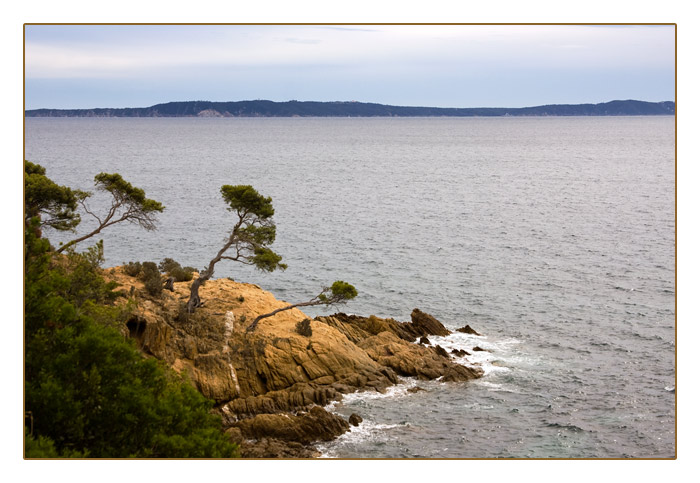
106,267 -> 482,455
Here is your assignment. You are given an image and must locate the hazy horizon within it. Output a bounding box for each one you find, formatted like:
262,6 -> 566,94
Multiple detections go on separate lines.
25,98 -> 675,112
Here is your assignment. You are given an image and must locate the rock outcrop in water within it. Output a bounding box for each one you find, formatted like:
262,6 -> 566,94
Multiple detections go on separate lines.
106,267 -> 483,457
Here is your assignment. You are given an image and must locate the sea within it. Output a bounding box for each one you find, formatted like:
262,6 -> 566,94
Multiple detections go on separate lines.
24,116 -> 676,458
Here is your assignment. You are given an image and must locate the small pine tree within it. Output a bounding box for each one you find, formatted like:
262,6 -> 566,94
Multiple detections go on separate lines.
187,185 -> 286,312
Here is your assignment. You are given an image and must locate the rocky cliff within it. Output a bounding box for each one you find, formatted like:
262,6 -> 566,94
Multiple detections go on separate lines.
106,267 -> 483,458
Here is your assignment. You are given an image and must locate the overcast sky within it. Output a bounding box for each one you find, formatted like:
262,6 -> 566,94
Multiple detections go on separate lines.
24,24 -> 675,110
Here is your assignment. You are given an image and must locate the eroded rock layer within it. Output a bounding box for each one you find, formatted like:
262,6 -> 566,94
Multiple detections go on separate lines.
106,267 -> 483,457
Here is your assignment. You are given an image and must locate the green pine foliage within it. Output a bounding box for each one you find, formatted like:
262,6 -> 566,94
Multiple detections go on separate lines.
24,160 -> 82,232
24,219 -> 238,458
140,261 -> 163,297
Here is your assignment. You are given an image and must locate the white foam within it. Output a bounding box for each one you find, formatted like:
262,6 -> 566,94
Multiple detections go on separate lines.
316,420 -> 405,458
325,377 -> 419,410
422,332 -> 522,377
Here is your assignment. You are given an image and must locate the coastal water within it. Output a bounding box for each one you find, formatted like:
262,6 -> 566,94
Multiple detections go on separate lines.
24,116 -> 676,458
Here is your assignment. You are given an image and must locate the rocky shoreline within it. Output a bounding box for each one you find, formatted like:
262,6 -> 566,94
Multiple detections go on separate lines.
107,268 -> 484,458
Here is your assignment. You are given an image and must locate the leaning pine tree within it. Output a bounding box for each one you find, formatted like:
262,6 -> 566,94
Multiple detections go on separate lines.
246,280 -> 357,332
55,172 -> 164,254
186,185 -> 287,313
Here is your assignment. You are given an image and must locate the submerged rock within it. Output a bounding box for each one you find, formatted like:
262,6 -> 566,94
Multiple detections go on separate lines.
456,324 -> 481,336
349,413 -> 363,426
407,386 -> 427,393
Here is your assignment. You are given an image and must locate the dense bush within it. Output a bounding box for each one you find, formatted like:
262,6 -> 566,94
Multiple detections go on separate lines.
158,257 -> 180,273
159,257 -> 194,282
140,261 -> 163,297
170,266 -> 194,282
124,261 -> 142,277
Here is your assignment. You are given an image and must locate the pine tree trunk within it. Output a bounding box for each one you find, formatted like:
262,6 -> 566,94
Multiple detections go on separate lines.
187,276 -> 207,313
163,277 -> 175,292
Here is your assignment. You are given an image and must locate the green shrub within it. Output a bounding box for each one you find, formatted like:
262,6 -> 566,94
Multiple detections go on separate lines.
296,319 -> 313,337
170,266 -> 194,282
140,261 -> 162,297
158,257 -> 180,273
25,428 -> 88,458
24,227 -> 239,458
124,261 -> 142,277
159,258 -> 194,282
63,242 -> 119,308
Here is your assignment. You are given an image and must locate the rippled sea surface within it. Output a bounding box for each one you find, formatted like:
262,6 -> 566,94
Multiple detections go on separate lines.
25,116 -> 676,458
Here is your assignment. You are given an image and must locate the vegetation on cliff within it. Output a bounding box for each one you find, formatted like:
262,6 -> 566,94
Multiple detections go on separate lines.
186,184 -> 287,313
24,163 -> 238,458
24,160 -> 164,254
247,280 -> 358,331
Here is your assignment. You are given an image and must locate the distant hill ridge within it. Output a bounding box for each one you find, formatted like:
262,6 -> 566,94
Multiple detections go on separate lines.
25,99 -> 675,117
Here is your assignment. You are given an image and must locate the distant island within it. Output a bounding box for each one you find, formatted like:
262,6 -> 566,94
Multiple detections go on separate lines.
25,99 -> 675,118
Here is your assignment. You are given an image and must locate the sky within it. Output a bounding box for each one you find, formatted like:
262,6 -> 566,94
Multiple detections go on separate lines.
24,24 -> 675,110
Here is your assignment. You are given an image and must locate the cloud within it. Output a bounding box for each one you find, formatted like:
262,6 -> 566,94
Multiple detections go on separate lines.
25,25 -> 674,80
24,24 -> 675,109
282,37 -> 322,45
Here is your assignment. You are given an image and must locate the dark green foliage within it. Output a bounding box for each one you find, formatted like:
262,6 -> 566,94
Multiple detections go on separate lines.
25,321 -> 237,457
221,184 -> 274,219
24,160 -> 82,231
170,266 -> 194,282
295,319 -> 313,337
25,428 -> 88,458
318,280 -> 358,303
127,258 -> 193,285
123,261 -> 142,277
252,246 -> 288,272
141,261 -> 159,276
158,257 -> 180,273
187,184 -> 285,312
24,226 -> 238,458
64,241 -> 120,308
93,173 -> 164,221
140,261 -> 162,297
24,222 -> 76,336
159,258 -> 194,282
55,171 -> 164,254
